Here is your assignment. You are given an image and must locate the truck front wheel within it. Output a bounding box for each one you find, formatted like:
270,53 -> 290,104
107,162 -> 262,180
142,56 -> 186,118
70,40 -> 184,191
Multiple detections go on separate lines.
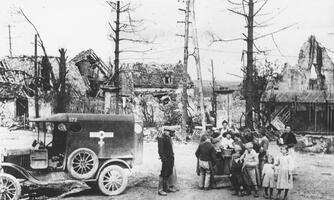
0,173 -> 21,200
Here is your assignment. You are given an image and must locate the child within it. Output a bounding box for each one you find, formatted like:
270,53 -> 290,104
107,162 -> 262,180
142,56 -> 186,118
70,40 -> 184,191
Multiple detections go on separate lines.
195,134 -> 217,190
276,146 -> 294,200
230,145 -> 244,197
262,155 -> 275,199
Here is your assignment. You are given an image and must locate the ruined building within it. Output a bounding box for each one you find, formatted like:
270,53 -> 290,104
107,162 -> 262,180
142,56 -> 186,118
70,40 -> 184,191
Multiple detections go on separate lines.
0,56 -> 88,125
262,36 -> 334,134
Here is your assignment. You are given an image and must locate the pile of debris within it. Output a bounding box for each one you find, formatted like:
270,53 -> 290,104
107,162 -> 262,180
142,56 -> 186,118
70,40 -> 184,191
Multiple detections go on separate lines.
295,135 -> 334,154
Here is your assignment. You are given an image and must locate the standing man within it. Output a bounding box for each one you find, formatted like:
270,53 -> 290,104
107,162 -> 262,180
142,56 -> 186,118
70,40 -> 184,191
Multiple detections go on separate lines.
157,128 -> 176,196
195,133 -> 217,190
280,125 -> 297,148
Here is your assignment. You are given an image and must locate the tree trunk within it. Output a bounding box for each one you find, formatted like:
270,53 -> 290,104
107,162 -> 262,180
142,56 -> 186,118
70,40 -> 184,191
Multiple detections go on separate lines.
245,0 -> 255,129
55,48 -> 67,113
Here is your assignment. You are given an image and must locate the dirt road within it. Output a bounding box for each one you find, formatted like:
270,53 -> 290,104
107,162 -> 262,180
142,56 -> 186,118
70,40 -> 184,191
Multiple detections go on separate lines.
1,129 -> 333,200
66,142 -> 334,200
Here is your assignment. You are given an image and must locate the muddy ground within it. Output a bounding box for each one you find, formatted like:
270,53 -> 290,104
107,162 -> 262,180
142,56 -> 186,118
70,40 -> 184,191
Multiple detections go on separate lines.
1,129 -> 334,200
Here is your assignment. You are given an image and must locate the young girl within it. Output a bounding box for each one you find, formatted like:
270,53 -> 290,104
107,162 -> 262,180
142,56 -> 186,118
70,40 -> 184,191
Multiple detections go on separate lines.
262,155 -> 275,199
276,146 -> 294,200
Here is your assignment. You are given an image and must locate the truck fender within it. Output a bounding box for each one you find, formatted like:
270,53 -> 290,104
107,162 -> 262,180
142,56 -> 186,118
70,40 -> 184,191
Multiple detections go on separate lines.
97,159 -> 131,177
0,162 -> 46,185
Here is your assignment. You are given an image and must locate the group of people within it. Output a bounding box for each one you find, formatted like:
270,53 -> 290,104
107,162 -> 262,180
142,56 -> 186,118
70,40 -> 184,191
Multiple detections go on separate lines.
195,121 -> 297,200
156,121 -> 297,199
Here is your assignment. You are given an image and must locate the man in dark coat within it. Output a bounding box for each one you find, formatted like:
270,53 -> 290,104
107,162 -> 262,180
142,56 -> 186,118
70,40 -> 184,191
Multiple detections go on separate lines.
280,125 -> 297,148
195,134 -> 217,190
157,128 -> 176,196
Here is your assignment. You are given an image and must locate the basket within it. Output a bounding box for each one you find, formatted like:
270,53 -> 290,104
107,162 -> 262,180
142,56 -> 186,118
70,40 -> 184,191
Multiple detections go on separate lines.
221,149 -> 233,157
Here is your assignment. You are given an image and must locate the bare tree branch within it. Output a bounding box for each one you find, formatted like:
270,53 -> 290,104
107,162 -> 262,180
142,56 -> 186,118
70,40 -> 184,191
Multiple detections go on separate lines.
108,22 -> 116,33
271,34 -> 286,58
120,48 -> 152,53
253,42 -> 268,55
106,1 -> 117,10
18,8 -> 48,57
254,23 -> 298,40
227,8 -> 247,17
120,3 -> 131,11
227,0 -> 242,6
108,34 -> 116,42
207,31 -> 244,45
253,0 -> 268,16
120,38 -> 151,44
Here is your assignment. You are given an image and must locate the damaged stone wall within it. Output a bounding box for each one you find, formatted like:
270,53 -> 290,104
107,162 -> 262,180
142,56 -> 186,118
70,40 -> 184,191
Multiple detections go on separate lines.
278,35 -> 334,92
0,100 -> 15,126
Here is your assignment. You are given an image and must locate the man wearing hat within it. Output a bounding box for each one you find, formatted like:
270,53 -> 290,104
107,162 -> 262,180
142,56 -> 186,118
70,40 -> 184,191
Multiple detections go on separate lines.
157,127 -> 176,196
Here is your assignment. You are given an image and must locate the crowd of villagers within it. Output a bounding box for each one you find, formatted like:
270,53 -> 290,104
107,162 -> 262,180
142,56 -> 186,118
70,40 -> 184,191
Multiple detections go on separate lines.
156,120 -> 297,200
195,121 -> 298,199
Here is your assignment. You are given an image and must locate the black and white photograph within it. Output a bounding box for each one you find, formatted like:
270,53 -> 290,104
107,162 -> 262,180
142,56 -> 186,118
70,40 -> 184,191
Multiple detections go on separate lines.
0,0 -> 333,199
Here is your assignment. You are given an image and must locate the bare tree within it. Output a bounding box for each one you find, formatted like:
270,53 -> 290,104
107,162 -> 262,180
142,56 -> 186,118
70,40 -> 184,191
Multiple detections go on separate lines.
18,9 -> 57,90
18,9 -> 70,114
209,0 -> 296,129
107,1 -> 153,114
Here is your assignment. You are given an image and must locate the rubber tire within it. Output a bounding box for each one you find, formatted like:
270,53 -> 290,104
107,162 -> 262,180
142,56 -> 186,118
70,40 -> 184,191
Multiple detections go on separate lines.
67,148 -> 99,180
97,165 -> 128,196
0,173 -> 21,200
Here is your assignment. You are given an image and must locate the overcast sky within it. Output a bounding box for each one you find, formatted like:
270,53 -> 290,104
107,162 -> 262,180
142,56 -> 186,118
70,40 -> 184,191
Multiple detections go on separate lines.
0,0 -> 334,82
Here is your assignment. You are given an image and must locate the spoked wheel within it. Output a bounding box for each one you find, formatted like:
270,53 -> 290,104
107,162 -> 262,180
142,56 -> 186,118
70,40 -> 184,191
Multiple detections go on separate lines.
0,173 -> 21,200
67,148 -> 99,180
98,165 -> 128,196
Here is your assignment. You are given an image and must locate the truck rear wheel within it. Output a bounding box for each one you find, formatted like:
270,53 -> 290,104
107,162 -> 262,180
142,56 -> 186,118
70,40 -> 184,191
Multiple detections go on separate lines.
0,173 -> 21,200
97,165 -> 128,196
67,148 -> 99,180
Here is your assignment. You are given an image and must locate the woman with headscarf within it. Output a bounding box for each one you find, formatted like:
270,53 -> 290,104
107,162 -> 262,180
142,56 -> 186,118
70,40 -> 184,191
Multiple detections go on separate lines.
240,142 -> 260,198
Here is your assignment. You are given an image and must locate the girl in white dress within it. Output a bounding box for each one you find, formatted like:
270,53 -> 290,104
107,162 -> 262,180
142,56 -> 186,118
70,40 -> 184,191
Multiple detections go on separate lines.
275,146 -> 294,200
262,156 -> 275,199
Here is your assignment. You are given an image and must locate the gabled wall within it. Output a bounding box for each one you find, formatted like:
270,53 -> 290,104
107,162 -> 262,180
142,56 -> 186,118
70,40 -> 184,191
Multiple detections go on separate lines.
275,36 -> 334,93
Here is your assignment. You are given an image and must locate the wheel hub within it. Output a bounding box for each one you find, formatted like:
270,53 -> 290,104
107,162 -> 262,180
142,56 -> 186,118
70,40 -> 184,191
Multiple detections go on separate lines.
80,161 -> 87,168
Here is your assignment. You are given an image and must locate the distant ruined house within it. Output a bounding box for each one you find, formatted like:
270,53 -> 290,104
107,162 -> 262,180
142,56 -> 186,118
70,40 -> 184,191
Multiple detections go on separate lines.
69,49 -> 110,97
119,61 -> 192,95
262,36 -> 334,134
103,61 -> 193,124
0,56 -> 89,125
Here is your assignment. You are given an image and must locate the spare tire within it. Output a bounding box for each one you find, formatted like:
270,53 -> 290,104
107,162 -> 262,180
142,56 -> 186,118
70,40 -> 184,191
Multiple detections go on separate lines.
67,148 -> 99,180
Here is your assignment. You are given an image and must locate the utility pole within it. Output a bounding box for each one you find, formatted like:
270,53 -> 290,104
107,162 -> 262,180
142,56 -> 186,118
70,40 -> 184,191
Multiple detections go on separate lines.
245,0 -> 254,129
8,25 -> 13,57
190,0 -> 206,131
34,34 -> 39,118
211,59 -> 217,126
179,0 -> 191,137
114,0 -> 120,114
